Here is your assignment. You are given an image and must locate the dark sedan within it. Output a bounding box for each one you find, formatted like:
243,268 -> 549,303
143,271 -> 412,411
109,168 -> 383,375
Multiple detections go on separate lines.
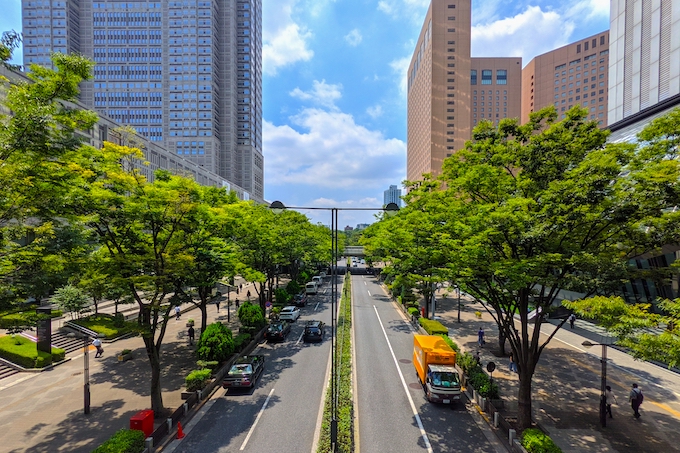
303,320 -> 325,342
265,321 -> 291,342
293,293 -> 307,307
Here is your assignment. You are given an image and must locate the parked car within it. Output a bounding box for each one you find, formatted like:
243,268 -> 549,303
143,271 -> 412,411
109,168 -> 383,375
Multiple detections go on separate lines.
265,321 -> 291,342
278,306 -> 301,322
303,320 -> 325,342
223,355 -> 265,388
293,293 -> 307,307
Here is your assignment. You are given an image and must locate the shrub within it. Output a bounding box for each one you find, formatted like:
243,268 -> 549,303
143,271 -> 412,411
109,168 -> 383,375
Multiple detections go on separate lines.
120,349 -> 132,356
196,360 -> 219,371
438,334 -> 460,353
464,362 -> 500,399
407,306 -> 420,318
286,281 -> 301,295
458,351 -> 477,374
233,333 -> 252,352
196,322 -> 234,363
521,428 -> 562,453
92,428 -> 146,453
275,288 -> 291,305
238,301 -> 265,328
419,318 -> 448,335
0,335 -> 64,368
185,368 -> 212,392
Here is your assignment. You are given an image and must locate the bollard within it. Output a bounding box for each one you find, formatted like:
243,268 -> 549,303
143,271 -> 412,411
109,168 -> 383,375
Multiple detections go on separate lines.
167,418 -> 172,432
183,402 -> 189,415
197,390 -> 203,400
493,411 -> 499,428
509,429 -> 516,446
473,389 -> 478,403
145,437 -> 153,450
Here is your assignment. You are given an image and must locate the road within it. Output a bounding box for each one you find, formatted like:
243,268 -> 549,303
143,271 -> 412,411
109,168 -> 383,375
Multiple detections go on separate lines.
171,279 -> 335,453
352,272 -> 500,453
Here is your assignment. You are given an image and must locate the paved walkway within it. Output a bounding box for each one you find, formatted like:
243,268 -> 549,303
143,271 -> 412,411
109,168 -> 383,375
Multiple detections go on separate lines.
0,279 -> 258,453
430,289 -> 680,453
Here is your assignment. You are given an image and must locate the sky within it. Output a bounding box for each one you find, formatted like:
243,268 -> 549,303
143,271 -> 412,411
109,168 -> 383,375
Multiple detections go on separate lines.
0,0 -> 610,227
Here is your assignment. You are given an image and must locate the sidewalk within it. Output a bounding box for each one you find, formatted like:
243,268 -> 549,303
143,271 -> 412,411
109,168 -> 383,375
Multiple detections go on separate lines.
430,290 -> 680,453
0,282 -> 258,453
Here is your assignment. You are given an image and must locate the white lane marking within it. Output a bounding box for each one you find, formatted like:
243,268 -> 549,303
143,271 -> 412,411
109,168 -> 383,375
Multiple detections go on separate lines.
364,281 -> 367,285
296,331 -> 304,345
315,301 -> 320,311
373,305 -> 433,453
240,387 -> 275,451
367,290 -> 371,297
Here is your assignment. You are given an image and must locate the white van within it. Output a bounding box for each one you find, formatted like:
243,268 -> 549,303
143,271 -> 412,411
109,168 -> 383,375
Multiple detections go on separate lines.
312,276 -> 323,286
305,281 -> 318,295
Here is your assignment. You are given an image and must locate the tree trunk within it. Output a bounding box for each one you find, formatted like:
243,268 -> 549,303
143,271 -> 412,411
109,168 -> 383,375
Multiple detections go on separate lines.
498,329 -> 506,356
145,336 -> 164,416
199,303 -> 208,334
517,368 -> 533,429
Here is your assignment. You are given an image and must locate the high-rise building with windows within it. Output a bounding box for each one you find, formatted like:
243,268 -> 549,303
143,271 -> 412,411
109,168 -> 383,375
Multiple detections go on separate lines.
406,1 -> 521,183
383,184 -> 402,207
21,0 -> 264,201
521,31 -> 610,126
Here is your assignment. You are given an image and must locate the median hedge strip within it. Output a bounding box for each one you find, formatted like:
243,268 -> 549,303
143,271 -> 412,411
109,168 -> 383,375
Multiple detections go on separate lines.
185,368 -> 212,392
317,273 -> 353,453
419,317 -> 448,335
92,428 -> 145,453
521,428 -> 563,453
0,335 -> 65,368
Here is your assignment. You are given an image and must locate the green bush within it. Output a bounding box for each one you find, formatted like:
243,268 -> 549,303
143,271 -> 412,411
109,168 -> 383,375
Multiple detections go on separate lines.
438,334 -> 460,353
92,428 -> 146,453
185,368 -> 212,392
521,428 -> 563,453
0,335 -> 64,368
238,301 -> 265,329
465,363 -> 500,399
407,306 -> 420,317
196,360 -> 219,371
0,309 -> 63,329
458,351 -> 477,374
233,333 -> 252,352
286,281 -> 301,295
197,322 -> 234,363
275,288 -> 291,305
419,318 -> 448,335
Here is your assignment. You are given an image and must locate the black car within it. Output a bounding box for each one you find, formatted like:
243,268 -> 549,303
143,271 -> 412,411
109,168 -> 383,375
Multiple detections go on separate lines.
293,293 -> 307,307
303,320 -> 325,342
265,321 -> 291,342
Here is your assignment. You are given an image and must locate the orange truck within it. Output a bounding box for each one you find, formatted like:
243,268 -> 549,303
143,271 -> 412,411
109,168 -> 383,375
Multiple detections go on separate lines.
413,335 -> 462,404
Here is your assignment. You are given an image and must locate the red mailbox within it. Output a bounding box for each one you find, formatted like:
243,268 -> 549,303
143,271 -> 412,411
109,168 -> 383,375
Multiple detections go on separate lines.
130,409 -> 154,437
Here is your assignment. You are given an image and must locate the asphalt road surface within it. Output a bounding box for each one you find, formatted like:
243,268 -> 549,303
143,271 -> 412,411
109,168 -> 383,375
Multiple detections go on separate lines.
353,273 -> 498,453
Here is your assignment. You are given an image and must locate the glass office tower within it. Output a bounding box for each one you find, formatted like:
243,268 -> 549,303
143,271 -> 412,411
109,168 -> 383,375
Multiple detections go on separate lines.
22,0 -> 263,200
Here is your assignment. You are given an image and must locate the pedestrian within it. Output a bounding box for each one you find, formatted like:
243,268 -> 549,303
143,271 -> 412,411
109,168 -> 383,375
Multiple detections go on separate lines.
606,385 -> 617,418
174,305 -> 181,320
240,283 -> 243,290
215,299 -> 220,312
474,351 -> 481,366
629,383 -> 643,418
509,353 -> 518,373
478,327 -> 485,347
93,337 -> 103,358
235,298 -> 240,309
247,290 -> 251,299
188,326 -> 195,345
236,287 -> 240,295
569,313 -> 576,329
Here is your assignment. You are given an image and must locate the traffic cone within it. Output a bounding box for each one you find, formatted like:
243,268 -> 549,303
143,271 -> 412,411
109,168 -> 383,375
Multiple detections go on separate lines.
177,421 -> 185,439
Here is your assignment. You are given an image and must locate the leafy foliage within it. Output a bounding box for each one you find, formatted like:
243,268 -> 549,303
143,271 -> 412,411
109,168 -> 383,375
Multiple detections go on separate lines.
196,322 -> 234,363
92,429 -> 145,453
237,301 -> 265,329
521,428 -> 563,453
185,368 -> 212,392
0,335 -> 65,368
438,334 -> 460,353
233,333 -> 252,352
51,284 -> 90,319
419,318 -> 448,335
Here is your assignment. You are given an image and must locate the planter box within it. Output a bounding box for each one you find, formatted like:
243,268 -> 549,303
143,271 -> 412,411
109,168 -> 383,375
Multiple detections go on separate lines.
181,391 -> 195,400
117,353 -> 133,362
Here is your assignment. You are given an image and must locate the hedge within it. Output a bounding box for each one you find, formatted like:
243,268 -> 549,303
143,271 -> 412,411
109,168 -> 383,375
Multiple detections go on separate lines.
0,310 -> 63,329
438,334 -> 460,353
185,368 -> 212,392
92,428 -> 145,453
458,351 -> 499,399
0,335 -> 65,368
419,318 -> 448,335
233,333 -> 251,352
521,428 -> 563,453
407,306 -> 420,318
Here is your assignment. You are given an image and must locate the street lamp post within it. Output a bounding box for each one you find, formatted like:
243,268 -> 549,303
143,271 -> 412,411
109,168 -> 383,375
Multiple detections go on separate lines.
582,340 -> 608,428
269,201 -> 398,451
457,285 -> 461,323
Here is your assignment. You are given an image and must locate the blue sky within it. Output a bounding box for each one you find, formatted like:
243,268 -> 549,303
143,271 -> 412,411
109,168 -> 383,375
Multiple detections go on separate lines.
0,0 -> 610,227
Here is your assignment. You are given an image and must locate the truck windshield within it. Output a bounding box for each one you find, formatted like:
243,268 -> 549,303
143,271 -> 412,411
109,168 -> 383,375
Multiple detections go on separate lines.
431,372 -> 459,387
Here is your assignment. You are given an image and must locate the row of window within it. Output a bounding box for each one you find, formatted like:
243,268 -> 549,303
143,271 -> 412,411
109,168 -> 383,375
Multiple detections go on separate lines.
93,2 -> 163,9
471,70 -> 507,85
576,35 -> 606,54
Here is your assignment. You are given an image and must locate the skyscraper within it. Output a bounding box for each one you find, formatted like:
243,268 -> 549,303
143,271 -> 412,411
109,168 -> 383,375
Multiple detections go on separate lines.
21,0 -> 263,201
383,184 -> 402,208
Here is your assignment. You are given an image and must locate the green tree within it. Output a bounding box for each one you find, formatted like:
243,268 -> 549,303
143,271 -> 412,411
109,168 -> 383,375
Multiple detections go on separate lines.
196,322 -> 234,363
237,301 -> 265,329
52,284 -> 90,320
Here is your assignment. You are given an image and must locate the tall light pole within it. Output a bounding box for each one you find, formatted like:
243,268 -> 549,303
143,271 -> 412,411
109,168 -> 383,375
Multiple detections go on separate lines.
457,284 -> 461,323
269,201 -> 398,451
582,340 -> 608,428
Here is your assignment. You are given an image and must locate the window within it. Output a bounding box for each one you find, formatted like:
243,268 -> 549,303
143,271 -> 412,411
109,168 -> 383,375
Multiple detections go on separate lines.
577,44 -> 581,53
600,36 -> 605,45
592,38 -> 597,48
496,69 -> 507,85
584,41 -> 589,51
470,69 -> 477,85
481,70 -> 492,85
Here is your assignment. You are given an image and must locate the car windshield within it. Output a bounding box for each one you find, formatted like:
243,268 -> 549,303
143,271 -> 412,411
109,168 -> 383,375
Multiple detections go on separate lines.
282,308 -> 293,313
431,371 -> 460,387
269,324 -> 282,331
229,364 -> 253,375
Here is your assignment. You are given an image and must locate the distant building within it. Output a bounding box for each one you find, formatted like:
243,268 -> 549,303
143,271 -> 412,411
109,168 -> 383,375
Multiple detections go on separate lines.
344,226 -> 354,232
470,57 -> 522,129
521,31 -> 610,126
608,0 -> 680,125
383,185 -> 402,207
21,0 -> 264,202
356,224 -> 370,230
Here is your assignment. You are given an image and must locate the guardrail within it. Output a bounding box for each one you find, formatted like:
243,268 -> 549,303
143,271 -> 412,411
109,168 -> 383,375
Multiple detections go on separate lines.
63,321 -> 99,339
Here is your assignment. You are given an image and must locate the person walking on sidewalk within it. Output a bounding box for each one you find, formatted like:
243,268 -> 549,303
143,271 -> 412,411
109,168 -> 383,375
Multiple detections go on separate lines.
606,385 -> 617,418
174,305 -> 181,320
569,313 -> 576,329
93,338 -> 103,358
509,353 -> 518,373
478,327 -> 485,347
629,383 -> 643,418
188,326 -> 195,345
215,299 -> 220,312
247,290 -> 251,299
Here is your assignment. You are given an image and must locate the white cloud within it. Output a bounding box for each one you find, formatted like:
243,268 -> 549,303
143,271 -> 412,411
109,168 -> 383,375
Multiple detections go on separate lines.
290,80 -> 343,109
389,56 -> 411,97
263,0 -> 314,75
263,109 -> 406,190
344,29 -> 363,47
378,0 -> 430,22
366,105 -> 384,119
565,0 -> 610,23
472,6 -> 575,65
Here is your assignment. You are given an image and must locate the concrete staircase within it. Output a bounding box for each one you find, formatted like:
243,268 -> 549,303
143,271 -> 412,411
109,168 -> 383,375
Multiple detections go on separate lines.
50,331 -> 86,355
0,363 -> 19,380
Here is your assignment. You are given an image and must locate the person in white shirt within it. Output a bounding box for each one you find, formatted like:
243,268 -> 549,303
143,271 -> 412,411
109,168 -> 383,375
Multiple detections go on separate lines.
605,385 -> 617,418
92,338 -> 103,358
175,305 -> 181,320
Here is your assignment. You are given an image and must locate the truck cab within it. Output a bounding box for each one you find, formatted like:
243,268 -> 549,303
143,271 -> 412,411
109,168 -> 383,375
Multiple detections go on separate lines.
424,364 -> 461,403
413,334 -> 461,404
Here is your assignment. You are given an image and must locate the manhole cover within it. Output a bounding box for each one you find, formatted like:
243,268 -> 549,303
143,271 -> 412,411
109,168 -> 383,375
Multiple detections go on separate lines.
399,359 -> 411,364
72,372 -> 82,376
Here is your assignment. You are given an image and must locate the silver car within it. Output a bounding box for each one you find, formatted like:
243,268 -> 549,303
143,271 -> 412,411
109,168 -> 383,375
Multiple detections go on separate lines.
278,306 -> 301,322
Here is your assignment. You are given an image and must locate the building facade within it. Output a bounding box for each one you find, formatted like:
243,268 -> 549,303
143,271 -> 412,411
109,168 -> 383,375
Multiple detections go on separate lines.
21,0 -> 263,202
383,184 -> 402,207
470,57 -> 522,129
608,0 -> 680,125
521,31 -> 610,126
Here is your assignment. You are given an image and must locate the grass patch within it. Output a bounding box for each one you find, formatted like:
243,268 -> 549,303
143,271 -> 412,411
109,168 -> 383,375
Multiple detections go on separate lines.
0,335 -> 65,368
72,314 -> 137,339
317,273 -> 354,453
521,428 -> 562,453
